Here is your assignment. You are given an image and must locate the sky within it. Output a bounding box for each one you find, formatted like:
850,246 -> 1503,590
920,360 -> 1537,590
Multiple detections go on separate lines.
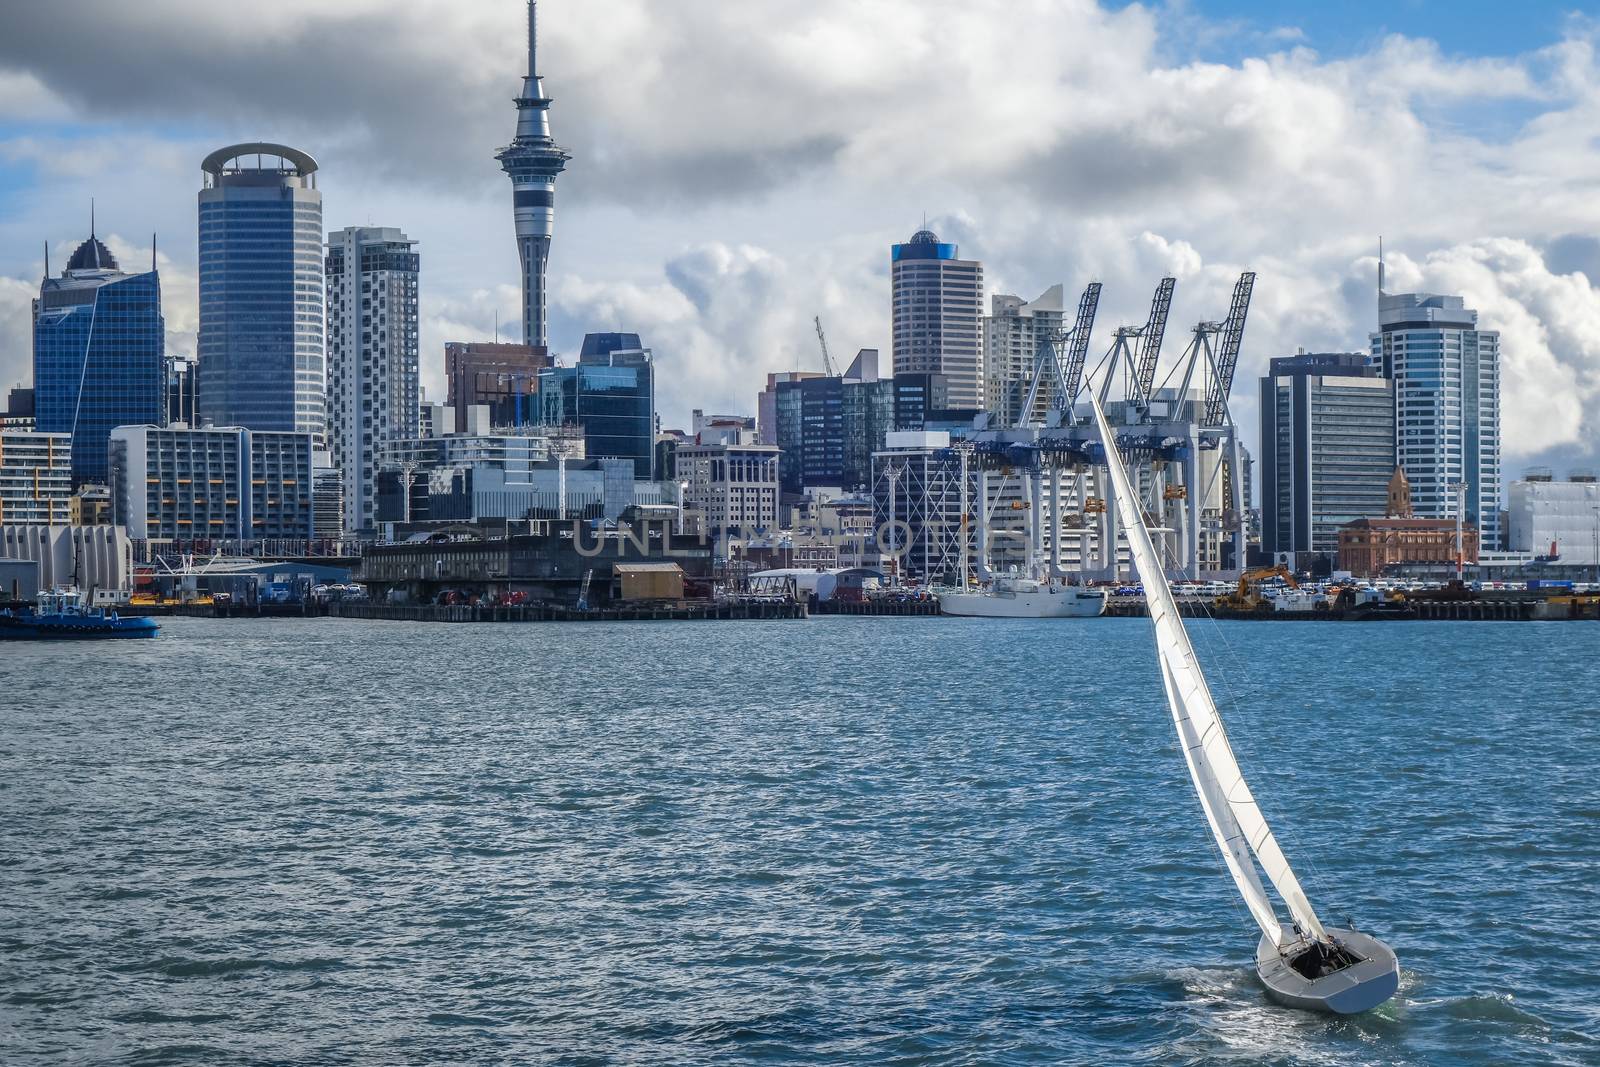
2,0 -> 1600,482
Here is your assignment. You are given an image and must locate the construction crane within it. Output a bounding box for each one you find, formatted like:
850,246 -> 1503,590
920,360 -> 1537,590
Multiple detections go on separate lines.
814,316 -> 836,377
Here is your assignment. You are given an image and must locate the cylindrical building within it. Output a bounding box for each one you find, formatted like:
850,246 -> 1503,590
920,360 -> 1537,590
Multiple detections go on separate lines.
197,143 -> 325,445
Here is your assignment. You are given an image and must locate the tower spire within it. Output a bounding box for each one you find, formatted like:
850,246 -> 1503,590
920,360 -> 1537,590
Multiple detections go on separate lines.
90,197 -> 96,238
528,0 -> 537,79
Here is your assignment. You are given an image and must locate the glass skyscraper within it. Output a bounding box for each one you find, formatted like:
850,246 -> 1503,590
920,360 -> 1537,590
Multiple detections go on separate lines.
539,334 -> 654,479
197,143 -> 325,444
1370,292 -> 1502,549
33,234 -> 165,485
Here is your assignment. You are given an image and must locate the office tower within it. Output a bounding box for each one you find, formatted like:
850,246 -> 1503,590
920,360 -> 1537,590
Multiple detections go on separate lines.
4,387 -> 35,430
756,371 -> 822,445
167,356 -> 198,427
1371,292 -> 1502,549
326,226 -> 420,534
109,425 -> 314,541
1258,351 -> 1395,563
539,333 -> 655,478
33,231 -> 165,485
772,349 -> 895,493
497,0 -> 570,347
891,228 -> 984,410
197,143 -> 325,443
889,372 -> 950,432
444,341 -> 551,432
675,437 -> 780,536
983,285 -> 1065,425
0,431 -> 72,524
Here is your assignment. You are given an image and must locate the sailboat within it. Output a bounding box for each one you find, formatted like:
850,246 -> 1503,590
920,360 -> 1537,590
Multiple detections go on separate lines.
1088,389 -> 1400,1015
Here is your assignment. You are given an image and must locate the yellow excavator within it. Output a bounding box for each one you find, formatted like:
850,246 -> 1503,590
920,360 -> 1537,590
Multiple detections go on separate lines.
1215,564 -> 1298,613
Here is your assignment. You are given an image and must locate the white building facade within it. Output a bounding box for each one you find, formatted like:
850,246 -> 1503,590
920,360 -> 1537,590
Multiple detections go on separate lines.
0,431 -> 72,525
983,285 -> 1065,426
1507,476 -> 1600,567
675,439 -> 780,536
326,226 -> 420,535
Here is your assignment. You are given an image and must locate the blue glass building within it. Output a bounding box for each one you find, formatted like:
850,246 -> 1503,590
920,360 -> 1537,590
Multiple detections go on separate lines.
196,143 -> 325,444
33,235 -> 165,485
539,334 -> 654,479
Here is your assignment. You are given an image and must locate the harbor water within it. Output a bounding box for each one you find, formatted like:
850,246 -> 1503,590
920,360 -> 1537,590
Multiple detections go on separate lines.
4,617 -> 1597,1065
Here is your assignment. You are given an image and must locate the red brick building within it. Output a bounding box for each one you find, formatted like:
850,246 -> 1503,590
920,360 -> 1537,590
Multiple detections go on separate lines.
1336,467 -> 1477,576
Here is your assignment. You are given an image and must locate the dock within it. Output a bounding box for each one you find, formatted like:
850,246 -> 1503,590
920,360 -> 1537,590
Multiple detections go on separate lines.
326,600 -> 807,623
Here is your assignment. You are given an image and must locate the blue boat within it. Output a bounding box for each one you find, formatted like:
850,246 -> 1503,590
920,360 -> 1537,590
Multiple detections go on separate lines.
0,589 -> 160,640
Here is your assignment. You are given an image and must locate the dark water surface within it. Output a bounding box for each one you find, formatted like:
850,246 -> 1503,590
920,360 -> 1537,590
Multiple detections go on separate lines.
3,616 -> 1597,1065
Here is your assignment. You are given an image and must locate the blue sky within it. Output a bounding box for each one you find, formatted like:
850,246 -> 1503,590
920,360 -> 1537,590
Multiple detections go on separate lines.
1145,0 -> 1586,60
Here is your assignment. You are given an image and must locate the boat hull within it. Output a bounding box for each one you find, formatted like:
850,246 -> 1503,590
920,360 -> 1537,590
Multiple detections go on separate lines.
0,616 -> 160,640
1256,925 -> 1399,1014
939,587 -> 1106,618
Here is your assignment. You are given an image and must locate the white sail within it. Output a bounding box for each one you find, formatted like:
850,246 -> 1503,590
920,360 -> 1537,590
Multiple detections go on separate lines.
1088,390 -> 1326,948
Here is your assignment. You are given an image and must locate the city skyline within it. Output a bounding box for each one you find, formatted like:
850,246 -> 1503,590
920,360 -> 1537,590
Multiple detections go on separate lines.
2,1 -> 1599,483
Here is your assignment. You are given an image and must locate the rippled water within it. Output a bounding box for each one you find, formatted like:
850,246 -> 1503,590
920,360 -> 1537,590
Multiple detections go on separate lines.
3,616 -> 1598,1065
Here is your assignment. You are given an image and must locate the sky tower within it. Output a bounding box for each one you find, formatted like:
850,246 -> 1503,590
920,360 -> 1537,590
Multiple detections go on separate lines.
497,0 -> 570,349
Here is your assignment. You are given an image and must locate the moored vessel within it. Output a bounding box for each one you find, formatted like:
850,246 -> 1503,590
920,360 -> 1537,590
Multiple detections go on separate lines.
0,589 -> 160,640
939,574 -> 1106,618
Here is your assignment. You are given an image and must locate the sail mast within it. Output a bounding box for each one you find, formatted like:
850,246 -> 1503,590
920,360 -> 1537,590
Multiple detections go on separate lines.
1088,388 -> 1326,946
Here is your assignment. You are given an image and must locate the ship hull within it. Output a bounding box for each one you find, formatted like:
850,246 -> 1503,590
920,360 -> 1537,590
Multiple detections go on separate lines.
0,615 -> 160,640
939,588 -> 1106,618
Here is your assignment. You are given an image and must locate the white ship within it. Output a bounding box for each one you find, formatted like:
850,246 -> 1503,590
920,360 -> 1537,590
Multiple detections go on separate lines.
939,574 -> 1107,618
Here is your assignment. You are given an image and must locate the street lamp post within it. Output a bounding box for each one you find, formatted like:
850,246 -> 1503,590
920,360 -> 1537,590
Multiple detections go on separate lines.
1591,504 -> 1599,586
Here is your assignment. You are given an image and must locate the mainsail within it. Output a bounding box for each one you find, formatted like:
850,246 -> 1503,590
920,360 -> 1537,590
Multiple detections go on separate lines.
1088,390 -> 1326,948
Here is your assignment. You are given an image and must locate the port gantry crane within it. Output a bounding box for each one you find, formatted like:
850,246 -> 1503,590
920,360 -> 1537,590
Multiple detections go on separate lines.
880,273 -> 1258,586
1165,271 -> 1256,574
958,283 -> 1102,584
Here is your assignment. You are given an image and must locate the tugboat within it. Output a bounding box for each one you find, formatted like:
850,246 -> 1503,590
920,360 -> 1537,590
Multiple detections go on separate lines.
0,588 -> 160,640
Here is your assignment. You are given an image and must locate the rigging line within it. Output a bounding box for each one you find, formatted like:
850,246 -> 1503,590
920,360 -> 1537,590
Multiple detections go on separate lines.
69,292 -> 101,465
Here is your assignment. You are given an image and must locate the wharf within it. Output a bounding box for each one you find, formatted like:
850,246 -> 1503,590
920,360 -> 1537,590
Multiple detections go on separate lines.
326,600 -> 806,624
814,599 -> 940,616
1105,596 -> 1544,621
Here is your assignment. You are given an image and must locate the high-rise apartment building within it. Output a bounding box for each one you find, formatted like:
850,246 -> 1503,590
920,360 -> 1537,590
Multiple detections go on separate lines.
1258,351 -> 1395,562
497,1 -> 570,347
984,285 -> 1065,425
1370,292 -> 1502,549
109,425 -> 314,541
197,143 -> 325,443
326,226 -> 420,534
891,228 -> 984,410
0,431 -> 72,525
33,233 -> 165,485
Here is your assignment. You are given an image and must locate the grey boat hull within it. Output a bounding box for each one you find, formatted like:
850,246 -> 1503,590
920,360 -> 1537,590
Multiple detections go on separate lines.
1256,924 -> 1399,1014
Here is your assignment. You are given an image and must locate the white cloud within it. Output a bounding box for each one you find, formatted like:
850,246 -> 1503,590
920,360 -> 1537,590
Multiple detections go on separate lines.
0,1 -> 1597,473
